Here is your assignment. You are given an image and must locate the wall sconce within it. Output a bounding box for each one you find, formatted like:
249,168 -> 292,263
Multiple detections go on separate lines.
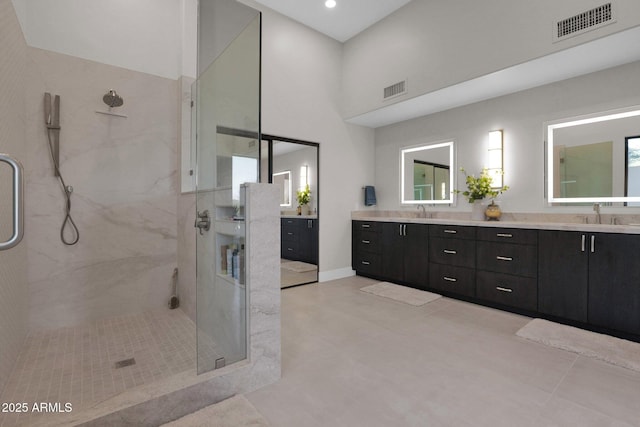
487,130 -> 504,188
299,164 -> 309,190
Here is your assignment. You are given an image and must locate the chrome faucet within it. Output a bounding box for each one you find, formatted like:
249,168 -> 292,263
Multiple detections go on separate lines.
593,203 -> 601,224
417,205 -> 427,218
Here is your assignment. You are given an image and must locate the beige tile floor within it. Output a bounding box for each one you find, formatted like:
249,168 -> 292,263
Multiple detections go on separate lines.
0,308 -> 207,427
247,275 -> 640,427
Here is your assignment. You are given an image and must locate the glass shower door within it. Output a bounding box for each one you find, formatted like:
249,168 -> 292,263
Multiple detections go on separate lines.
194,14 -> 261,374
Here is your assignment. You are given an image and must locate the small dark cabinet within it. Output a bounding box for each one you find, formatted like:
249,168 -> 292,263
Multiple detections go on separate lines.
381,222 -> 428,288
352,221 -> 383,276
476,227 -> 537,311
539,230 -> 640,336
281,217 -> 318,264
588,233 -> 640,336
538,230 -> 588,323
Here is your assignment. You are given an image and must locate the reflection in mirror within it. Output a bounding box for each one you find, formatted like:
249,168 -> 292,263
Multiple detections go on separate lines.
273,170 -> 291,206
547,107 -> 640,204
401,141 -> 455,205
266,137 -> 319,289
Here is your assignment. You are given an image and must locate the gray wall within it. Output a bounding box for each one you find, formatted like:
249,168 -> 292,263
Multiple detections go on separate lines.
374,60 -> 640,214
0,0 -> 28,396
343,0 -> 640,119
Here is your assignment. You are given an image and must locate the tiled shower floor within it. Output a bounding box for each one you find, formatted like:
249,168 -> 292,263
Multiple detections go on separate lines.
0,308 -> 200,427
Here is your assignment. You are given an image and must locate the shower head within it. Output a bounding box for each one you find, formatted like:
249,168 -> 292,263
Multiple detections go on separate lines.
103,89 -> 123,108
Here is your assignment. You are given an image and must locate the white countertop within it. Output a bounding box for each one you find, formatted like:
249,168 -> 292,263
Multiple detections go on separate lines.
351,214 -> 640,234
281,215 -> 318,219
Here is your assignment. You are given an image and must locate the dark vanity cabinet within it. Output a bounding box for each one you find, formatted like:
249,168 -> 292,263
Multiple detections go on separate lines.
587,233 -> 640,336
428,224 -> 476,297
352,221 -> 383,277
539,231 -> 640,335
352,219 -> 640,339
281,217 -> 318,264
538,230 -> 588,323
381,222 -> 429,288
476,228 -> 538,311
352,221 -> 428,287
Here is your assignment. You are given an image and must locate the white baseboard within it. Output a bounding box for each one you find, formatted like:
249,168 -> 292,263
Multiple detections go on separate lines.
318,267 -> 355,283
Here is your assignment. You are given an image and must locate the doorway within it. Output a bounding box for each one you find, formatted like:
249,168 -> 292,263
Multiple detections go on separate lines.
261,136 -> 319,288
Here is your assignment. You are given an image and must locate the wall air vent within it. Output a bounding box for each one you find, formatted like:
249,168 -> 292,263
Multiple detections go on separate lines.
555,3 -> 615,42
383,79 -> 407,101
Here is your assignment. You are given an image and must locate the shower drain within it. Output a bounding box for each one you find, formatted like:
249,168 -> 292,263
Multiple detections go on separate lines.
114,358 -> 136,369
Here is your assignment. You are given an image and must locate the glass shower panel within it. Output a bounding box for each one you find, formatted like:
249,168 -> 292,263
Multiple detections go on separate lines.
194,15 -> 261,375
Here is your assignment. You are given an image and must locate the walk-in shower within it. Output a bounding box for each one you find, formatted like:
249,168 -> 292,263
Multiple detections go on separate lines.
0,1 -> 270,425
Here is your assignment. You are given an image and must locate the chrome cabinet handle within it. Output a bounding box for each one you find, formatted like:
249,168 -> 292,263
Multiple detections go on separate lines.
361,224 -> 370,228
399,224 -> 403,236
404,224 -> 407,236
581,234 -> 586,252
0,154 -> 24,251
496,233 -> 513,238
444,229 -> 457,234
443,277 -> 457,282
496,256 -> 513,261
496,286 -> 513,293
362,240 -> 370,244
443,249 -> 457,254
591,235 -> 595,253
361,261 -> 371,265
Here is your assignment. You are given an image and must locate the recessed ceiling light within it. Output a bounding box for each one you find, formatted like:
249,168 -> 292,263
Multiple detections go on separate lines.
325,0 -> 336,9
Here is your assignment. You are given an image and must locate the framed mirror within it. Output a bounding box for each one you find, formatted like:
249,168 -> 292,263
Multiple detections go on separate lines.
401,141 -> 455,205
546,107 -> 640,204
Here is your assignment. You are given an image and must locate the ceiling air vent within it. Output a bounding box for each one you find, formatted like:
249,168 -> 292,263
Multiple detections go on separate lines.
383,79 -> 407,101
555,3 -> 615,42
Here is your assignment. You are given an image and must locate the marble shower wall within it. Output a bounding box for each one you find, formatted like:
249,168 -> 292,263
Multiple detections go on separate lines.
0,0 -> 28,395
25,47 -> 178,330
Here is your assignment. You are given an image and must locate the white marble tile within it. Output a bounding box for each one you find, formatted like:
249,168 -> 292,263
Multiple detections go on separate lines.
24,47 -> 179,329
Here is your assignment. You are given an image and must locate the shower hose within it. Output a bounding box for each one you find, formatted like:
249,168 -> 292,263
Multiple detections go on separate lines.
46,129 -> 80,245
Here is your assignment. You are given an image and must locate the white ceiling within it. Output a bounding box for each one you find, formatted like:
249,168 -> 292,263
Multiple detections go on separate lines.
251,0 -> 412,42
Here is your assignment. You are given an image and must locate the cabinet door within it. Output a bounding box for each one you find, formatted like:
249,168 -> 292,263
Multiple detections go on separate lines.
403,223 -> 428,289
538,230 -> 588,323
381,222 -> 405,282
588,233 -> 640,335
298,219 -> 318,264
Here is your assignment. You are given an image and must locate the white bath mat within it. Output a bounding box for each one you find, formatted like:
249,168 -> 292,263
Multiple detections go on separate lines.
281,261 -> 317,273
516,318 -> 640,373
360,282 -> 441,306
162,395 -> 270,427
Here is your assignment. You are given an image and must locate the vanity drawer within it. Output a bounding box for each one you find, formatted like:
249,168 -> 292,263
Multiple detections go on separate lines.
282,218 -> 298,227
429,237 -> 475,268
476,271 -> 537,312
282,241 -> 299,258
281,225 -> 298,242
477,241 -> 537,278
354,253 -> 382,276
477,227 -> 537,245
428,263 -> 475,298
353,220 -> 381,233
429,224 -> 476,240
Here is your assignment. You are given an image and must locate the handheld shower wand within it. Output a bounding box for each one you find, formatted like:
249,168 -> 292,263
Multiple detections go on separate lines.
44,92 -> 80,245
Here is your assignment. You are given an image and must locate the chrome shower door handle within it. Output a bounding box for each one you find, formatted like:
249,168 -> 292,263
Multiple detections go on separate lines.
0,154 -> 24,251
194,210 -> 211,235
